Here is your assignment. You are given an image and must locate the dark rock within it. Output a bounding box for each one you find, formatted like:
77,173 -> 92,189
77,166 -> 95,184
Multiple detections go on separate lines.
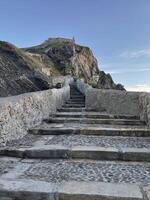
56,83 -> 62,88
0,41 -> 50,96
96,71 -> 125,90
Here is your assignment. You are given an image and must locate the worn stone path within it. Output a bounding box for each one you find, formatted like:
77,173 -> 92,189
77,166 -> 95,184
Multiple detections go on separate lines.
0,83 -> 150,199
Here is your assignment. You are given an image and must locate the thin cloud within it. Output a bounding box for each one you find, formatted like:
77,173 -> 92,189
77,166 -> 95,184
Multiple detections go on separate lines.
104,68 -> 150,74
120,49 -> 150,58
126,84 -> 150,92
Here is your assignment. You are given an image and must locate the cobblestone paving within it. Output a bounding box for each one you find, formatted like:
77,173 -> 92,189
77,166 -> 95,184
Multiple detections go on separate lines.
21,160 -> 150,184
0,158 -> 18,176
6,135 -> 42,148
46,135 -> 150,148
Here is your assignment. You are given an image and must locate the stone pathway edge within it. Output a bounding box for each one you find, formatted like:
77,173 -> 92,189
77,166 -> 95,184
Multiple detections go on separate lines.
0,179 -> 149,200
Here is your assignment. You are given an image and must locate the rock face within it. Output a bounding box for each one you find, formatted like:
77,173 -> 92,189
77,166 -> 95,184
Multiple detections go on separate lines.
24,38 -> 99,82
96,71 -> 125,90
24,38 -> 124,89
0,41 -> 50,96
0,37 -> 124,97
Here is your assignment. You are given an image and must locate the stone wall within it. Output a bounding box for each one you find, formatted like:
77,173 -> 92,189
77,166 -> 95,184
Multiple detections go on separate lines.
49,76 -> 73,88
76,79 -> 92,95
76,79 -> 140,116
86,88 -> 140,115
0,84 -> 70,146
139,92 -> 150,126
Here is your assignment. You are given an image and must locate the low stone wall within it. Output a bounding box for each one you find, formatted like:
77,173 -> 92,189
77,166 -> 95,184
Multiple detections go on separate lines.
76,79 -> 140,116
139,93 -> 150,125
0,85 -> 70,146
76,79 -> 150,124
86,88 -> 140,115
49,75 -> 73,88
76,79 -> 92,95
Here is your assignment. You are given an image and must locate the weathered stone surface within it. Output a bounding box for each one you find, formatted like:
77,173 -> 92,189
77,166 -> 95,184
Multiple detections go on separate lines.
71,146 -> 119,160
0,179 -> 57,200
139,92 -> 150,126
76,79 -> 141,115
24,145 -> 69,159
0,179 -> 144,200
56,112 -> 140,119
143,185 -> 150,200
58,107 -> 85,112
121,148 -> 150,162
3,142 -> 150,161
86,88 -> 140,115
51,117 -> 145,125
59,181 -> 143,200
0,84 -> 70,146
76,79 -> 92,95
30,123 -> 150,137
76,79 -> 150,125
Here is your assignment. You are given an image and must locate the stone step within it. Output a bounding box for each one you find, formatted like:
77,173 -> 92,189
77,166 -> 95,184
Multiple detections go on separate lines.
65,102 -> 85,105
2,158 -> 150,186
41,134 -> 150,149
70,92 -> 82,95
56,112 -> 140,120
65,101 -> 85,105
70,92 -> 82,94
70,94 -> 82,97
59,181 -> 144,200
66,99 -> 85,103
63,104 -> 85,108
70,95 -> 85,99
50,117 -> 145,126
1,82 -> 149,200
70,88 -> 81,91
0,179 -> 57,200
69,96 -> 84,99
1,145 -> 150,162
0,179 -> 145,200
29,124 -> 150,137
58,108 -> 86,112
4,134 -> 150,158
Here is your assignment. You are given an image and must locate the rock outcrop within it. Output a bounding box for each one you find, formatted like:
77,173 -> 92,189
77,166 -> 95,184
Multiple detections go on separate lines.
24,38 -> 99,81
0,41 -> 50,96
96,71 -> 125,90
24,38 -> 124,90
0,37 -> 125,97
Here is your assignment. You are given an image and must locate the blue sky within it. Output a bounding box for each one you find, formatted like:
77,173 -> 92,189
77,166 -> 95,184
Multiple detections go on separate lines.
0,0 -> 150,91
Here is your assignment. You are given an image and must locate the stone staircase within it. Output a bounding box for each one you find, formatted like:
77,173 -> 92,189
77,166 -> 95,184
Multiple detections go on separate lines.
0,83 -> 150,199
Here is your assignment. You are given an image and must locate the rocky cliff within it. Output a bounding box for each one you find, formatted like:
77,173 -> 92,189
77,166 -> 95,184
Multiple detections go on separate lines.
96,71 -> 125,90
24,38 -> 99,81
0,41 -> 50,96
24,38 -> 124,90
0,37 -> 124,97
